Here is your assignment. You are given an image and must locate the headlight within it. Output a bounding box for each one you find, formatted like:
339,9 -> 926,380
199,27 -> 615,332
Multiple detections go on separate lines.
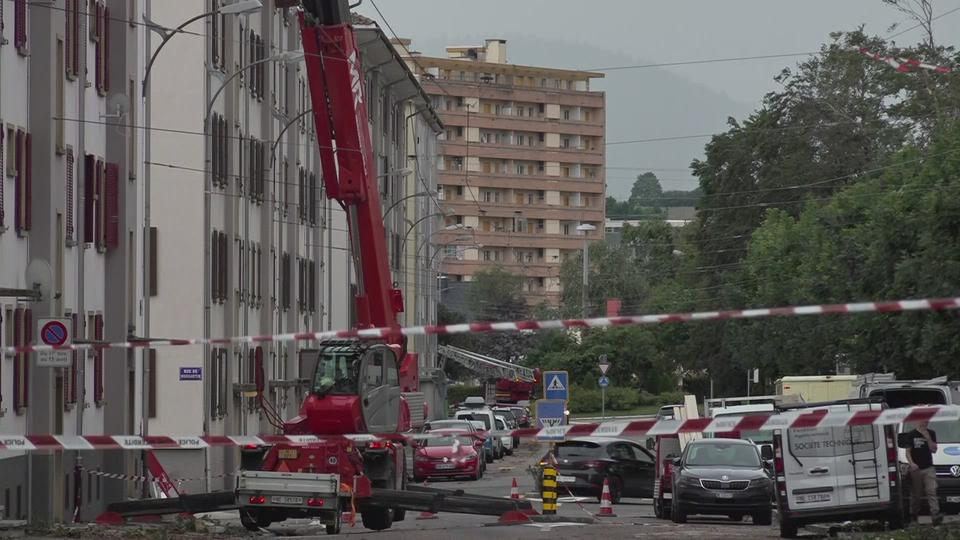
678,475 -> 701,487
749,478 -> 770,488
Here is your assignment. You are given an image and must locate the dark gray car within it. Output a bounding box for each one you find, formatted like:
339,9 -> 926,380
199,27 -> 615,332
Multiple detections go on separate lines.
672,438 -> 773,525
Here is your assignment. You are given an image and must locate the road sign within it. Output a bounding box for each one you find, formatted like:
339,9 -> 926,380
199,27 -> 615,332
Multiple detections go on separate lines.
599,376 -> 610,388
543,371 -> 569,401
179,367 -> 203,381
599,354 -> 610,375
535,399 -> 567,440
36,318 -> 72,368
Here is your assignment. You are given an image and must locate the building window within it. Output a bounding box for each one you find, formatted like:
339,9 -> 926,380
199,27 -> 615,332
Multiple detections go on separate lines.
92,1 -> 109,95
65,148 -> 75,244
209,348 -> 228,418
14,130 -> 31,236
211,230 -> 228,303
281,252 -> 291,311
93,313 -> 104,406
12,307 -> 32,413
211,113 -> 228,189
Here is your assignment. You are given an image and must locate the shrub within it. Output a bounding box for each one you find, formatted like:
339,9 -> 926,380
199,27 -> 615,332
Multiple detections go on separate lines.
605,387 -> 639,410
568,386 -> 602,413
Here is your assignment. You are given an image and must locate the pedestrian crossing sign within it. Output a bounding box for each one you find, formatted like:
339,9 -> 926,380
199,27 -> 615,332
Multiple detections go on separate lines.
543,370 -> 569,400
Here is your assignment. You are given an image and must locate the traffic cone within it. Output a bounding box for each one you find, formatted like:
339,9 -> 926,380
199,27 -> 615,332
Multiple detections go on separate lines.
595,477 -> 617,518
417,479 -> 439,520
510,477 -> 521,500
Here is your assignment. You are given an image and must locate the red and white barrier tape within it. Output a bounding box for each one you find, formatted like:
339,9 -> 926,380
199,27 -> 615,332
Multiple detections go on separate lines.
78,465 -> 235,484
3,405 -> 957,452
4,296 -> 959,356
858,47 -> 953,73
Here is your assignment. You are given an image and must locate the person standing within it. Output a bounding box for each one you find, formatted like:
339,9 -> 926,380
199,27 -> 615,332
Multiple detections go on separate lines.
906,420 -> 942,525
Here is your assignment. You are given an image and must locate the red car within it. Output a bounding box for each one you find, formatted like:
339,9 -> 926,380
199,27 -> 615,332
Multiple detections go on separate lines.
413,433 -> 483,481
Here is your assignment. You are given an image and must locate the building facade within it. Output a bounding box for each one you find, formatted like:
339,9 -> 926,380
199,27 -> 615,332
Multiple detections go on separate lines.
145,3 -> 441,491
398,39 -> 606,306
0,0 -> 147,522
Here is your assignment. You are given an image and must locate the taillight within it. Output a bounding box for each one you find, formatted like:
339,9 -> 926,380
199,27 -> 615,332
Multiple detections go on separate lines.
368,440 -> 388,449
773,432 -> 788,511
307,497 -> 325,507
662,459 -> 673,481
582,460 -> 606,470
885,426 -> 899,486
244,444 -> 258,450
248,495 -> 266,505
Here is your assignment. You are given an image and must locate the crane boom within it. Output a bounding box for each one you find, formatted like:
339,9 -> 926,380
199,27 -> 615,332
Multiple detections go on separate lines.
299,2 -> 404,333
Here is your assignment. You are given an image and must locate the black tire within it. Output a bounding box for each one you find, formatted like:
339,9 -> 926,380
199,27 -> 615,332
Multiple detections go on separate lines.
730,513 -> 743,522
753,509 -> 772,526
671,498 -> 687,524
486,452 -> 494,464
393,508 -> 406,522
361,506 -> 393,531
513,436 -> 520,448
506,447 -> 514,456
412,475 -> 424,483
606,476 -> 623,504
653,498 -> 663,518
326,508 -> 342,535
239,508 -> 261,532
779,516 -> 798,538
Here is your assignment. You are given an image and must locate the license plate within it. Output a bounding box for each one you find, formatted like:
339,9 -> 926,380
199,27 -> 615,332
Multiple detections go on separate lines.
435,463 -> 456,470
278,449 -> 298,459
796,493 -> 832,504
557,475 -> 576,483
271,495 -> 303,505
716,492 -> 734,499
948,496 -> 960,503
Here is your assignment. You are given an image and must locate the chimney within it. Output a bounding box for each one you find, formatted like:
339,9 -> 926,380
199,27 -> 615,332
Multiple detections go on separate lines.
484,39 -> 507,64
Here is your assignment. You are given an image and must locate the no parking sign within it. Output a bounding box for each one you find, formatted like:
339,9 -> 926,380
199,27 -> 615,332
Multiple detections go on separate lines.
36,318 -> 72,367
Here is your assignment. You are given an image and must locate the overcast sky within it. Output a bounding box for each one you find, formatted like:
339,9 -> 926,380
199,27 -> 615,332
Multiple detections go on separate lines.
357,1 -> 960,196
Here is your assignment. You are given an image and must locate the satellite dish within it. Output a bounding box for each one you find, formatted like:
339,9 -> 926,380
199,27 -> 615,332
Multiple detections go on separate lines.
25,259 -> 53,301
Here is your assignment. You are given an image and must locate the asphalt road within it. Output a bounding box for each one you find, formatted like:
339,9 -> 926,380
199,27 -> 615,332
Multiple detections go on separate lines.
204,442 -> 793,538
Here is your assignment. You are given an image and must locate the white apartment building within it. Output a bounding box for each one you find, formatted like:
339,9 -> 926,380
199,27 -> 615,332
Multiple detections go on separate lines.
0,0 -> 147,523
145,3 -> 442,491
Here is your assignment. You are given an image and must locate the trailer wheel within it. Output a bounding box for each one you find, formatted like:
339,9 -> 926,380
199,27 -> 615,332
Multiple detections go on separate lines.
326,509 -> 342,535
239,508 -> 270,531
361,506 -> 393,531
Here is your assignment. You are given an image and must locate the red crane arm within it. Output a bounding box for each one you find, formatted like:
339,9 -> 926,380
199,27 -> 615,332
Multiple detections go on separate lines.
299,5 -> 404,333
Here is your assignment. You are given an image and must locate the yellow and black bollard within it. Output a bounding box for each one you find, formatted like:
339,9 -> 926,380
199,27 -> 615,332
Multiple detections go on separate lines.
541,466 -> 558,515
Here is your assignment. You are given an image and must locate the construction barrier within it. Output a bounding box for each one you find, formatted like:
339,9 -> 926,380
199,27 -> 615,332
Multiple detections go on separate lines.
3,404 -> 956,451
4,296 -> 959,356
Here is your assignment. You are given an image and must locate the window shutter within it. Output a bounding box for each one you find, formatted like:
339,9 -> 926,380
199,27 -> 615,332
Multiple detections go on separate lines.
0,127 -> 4,230
83,154 -> 95,243
12,308 -> 22,412
66,149 -> 75,243
65,0 -> 73,77
72,0 -> 81,78
13,129 -> 23,234
210,230 -> 219,301
221,117 -> 228,187
94,3 -> 101,93
104,162 -> 119,249
93,314 -> 103,406
148,227 -> 158,296
94,159 -> 104,249
14,0 -> 26,54
210,114 -> 219,187
221,232 -> 228,301
68,313 -> 79,405
23,133 -> 31,233
103,5 -> 110,93
147,350 -> 156,418
210,0 -> 220,69
254,347 -> 264,390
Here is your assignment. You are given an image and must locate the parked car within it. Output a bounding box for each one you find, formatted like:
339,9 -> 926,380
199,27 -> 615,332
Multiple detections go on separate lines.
494,415 -> 514,456
423,421 -> 494,465
671,438 -> 773,525
495,406 -> 530,429
493,407 -> 522,448
455,410 -> 504,459
773,399 -> 907,538
538,437 -> 655,502
653,435 -> 682,519
413,434 -> 483,481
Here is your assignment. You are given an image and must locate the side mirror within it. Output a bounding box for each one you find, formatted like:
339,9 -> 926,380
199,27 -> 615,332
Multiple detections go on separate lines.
763,460 -> 774,474
645,438 -> 655,450
760,444 -> 774,461
672,457 -> 682,467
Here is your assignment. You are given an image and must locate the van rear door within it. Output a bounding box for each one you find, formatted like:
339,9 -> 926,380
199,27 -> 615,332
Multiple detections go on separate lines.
784,426 -> 840,510
834,424 -> 889,506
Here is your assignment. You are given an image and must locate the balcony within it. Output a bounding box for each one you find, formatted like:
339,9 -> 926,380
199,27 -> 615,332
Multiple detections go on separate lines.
438,110 -> 605,137
438,170 -> 604,192
439,140 -> 604,165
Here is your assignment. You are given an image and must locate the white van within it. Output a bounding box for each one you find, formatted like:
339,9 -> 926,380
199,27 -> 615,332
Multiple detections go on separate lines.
772,400 -> 908,538
454,409 -> 504,458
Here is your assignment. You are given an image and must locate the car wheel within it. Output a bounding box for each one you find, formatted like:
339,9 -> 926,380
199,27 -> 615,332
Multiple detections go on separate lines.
753,509 -> 772,526
729,513 -> 743,522
779,516 -> 798,538
486,452 -> 494,464
653,498 -> 663,518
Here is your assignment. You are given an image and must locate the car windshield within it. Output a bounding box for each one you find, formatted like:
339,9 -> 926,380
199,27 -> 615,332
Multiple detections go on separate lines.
555,442 -> 605,459
713,412 -> 774,444
495,418 -> 505,430
426,420 -> 472,432
686,443 -> 760,467
903,420 -> 960,442
311,351 -> 356,395
458,413 -> 491,430
423,436 -> 474,448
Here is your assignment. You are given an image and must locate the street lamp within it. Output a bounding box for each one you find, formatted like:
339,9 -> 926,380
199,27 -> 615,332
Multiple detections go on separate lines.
576,223 -> 597,318
141,0 -> 262,97
382,187 -> 435,220
206,50 -> 305,121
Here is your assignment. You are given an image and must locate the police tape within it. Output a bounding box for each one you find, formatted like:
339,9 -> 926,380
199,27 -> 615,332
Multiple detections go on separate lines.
857,47 -> 953,73
2,405 -> 957,452
78,465 -> 236,484
4,296 -> 960,356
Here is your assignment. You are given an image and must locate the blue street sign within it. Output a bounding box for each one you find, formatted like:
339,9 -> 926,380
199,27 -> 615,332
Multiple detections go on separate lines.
535,399 -> 567,429
599,376 -> 610,388
179,367 -> 203,381
543,371 -> 569,401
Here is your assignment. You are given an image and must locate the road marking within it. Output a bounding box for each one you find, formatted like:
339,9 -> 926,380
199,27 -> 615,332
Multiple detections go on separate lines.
525,522 -> 586,532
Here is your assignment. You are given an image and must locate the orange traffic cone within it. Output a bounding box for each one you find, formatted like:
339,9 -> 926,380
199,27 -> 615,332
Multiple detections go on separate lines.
595,477 -> 617,517
510,477 -> 521,500
417,479 -> 439,520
